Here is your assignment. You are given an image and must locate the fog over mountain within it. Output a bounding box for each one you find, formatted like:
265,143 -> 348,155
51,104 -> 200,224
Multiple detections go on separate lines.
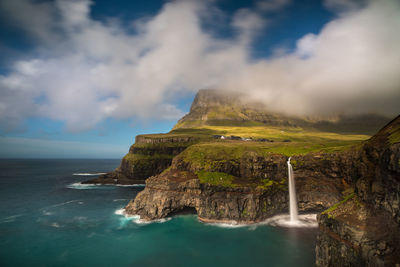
0,0 -> 399,132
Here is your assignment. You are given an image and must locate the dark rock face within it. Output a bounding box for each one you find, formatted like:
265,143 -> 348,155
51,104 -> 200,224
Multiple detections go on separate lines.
125,168 -> 289,223
125,151 -> 350,223
316,115 -> 400,267
83,136 -> 196,185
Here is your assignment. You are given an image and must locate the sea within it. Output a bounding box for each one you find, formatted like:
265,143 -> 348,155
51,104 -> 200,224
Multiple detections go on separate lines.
0,159 -> 318,267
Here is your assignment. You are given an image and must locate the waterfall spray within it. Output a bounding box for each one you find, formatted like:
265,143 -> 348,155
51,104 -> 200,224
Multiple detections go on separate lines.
287,157 -> 298,222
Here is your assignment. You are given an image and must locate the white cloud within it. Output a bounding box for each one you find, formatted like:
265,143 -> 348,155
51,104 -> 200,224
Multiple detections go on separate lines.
0,0 -> 399,132
221,0 -> 400,117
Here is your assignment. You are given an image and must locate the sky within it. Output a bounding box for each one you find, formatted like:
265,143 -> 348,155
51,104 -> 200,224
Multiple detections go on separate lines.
0,0 -> 399,158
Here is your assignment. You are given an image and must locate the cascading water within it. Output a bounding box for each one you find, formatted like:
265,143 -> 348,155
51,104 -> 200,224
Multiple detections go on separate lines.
262,157 -> 317,227
287,157 -> 298,222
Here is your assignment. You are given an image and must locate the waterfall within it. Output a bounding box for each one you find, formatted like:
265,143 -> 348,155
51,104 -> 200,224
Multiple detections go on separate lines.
287,157 -> 298,222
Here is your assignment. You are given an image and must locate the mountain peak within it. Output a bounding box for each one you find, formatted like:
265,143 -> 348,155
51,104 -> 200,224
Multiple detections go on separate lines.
173,89 -> 390,135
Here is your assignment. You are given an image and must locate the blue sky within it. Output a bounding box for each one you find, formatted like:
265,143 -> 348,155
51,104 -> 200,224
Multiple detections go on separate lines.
0,0 -> 399,158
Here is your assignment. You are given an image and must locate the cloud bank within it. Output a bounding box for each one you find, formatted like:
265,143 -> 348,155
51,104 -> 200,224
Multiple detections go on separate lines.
0,0 -> 399,132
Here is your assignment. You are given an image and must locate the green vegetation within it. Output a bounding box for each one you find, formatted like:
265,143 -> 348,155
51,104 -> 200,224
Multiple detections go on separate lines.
321,193 -> 355,218
140,128 -> 218,141
123,152 -> 173,162
388,126 -> 400,144
198,125 -> 369,142
196,170 -> 236,187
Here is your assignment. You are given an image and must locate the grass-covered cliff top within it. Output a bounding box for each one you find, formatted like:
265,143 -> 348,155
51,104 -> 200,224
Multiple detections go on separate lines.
185,125 -> 369,142
134,125 -> 369,158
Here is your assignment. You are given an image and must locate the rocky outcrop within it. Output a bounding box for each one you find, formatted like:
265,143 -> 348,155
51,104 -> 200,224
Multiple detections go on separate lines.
125,169 -> 288,223
316,115 -> 400,266
125,148 -> 353,223
83,134 -> 199,185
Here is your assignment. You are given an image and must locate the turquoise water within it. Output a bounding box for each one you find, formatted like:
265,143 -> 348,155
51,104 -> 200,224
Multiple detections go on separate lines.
0,159 -> 317,267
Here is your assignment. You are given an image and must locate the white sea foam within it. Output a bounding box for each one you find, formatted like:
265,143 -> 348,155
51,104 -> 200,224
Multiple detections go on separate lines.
202,214 -> 318,229
114,208 -> 126,216
0,214 -> 23,223
67,182 -> 145,190
113,199 -> 130,202
72,173 -> 106,176
67,183 -> 99,189
113,208 -> 170,225
261,214 -> 318,228
204,220 -> 250,228
44,200 -> 81,209
116,184 -> 146,187
134,217 -> 172,224
50,222 -> 62,228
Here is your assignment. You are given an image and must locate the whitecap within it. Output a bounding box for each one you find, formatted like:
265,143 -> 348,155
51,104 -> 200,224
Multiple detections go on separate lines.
44,200 -> 81,209
0,214 -> 23,223
50,222 -> 62,228
66,183 -> 99,190
113,208 -> 171,225
72,173 -> 106,176
67,182 -> 145,190
113,199 -> 130,202
134,217 -> 172,224
114,208 -> 126,216
116,184 -> 145,187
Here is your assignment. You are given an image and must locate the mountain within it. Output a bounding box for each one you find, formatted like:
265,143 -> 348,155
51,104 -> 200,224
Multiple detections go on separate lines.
175,89 -> 390,135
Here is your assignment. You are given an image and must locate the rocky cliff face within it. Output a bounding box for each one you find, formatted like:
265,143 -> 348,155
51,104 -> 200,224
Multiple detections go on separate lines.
83,134 -> 198,185
125,149 -> 353,223
316,115 -> 400,266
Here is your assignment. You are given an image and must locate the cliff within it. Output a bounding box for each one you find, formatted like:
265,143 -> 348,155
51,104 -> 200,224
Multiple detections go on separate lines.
125,143 -> 356,222
85,89 -> 388,185
316,115 -> 400,266
82,131 -> 209,184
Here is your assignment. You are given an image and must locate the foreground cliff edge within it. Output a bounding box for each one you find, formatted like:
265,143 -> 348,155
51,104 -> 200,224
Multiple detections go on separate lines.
316,115 -> 400,266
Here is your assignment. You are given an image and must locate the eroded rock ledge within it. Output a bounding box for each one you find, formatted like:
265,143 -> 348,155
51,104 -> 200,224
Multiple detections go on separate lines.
316,115 -> 400,266
125,150 -> 351,223
83,134 -> 199,185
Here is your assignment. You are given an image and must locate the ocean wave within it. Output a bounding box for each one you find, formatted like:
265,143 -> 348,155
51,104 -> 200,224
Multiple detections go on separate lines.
114,208 -> 170,225
113,199 -> 130,202
72,173 -> 107,176
44,199 -> 81,209
42,210 -> 53,216
0,214 -> 23,223
50,222 -> 62,228
116,184 -> 146,187
67,182 -> 145,190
